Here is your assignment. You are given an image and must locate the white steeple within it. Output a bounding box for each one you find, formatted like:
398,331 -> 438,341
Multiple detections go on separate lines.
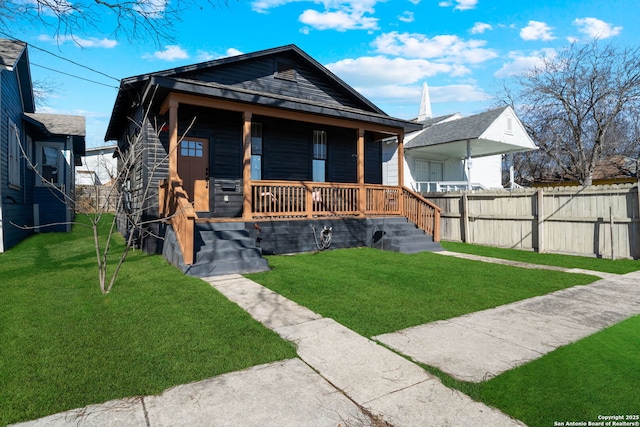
417,82 -> 432,122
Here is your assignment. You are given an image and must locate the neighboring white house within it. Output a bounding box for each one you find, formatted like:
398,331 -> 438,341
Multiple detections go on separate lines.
383,83 -> 537,192
76,145 -> 117,186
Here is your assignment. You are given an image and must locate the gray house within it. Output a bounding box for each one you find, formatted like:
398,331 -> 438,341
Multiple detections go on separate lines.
0,39 -> 86,252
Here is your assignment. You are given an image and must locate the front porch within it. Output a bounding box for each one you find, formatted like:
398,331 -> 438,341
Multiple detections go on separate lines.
159,178 -> 441,268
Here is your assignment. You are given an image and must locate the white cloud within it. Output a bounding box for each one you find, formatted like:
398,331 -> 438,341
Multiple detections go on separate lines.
520,21 -> 555,41
494,49 -> 557,78
251,0 -> 301,13
133,0 -> 168,18
439,0 -> 477,10
326,56 -> 466,87
429,84 -> 489,103
398,11 -> 414,23
38,34 -> 117,48
372,32 -> 498,64
250,0 -> 380,31
573,17 -> 622,39
470,22 -> 492,34
143,45 -> 189,61
225,48 -> 243,57
195,48 -> 243,62
299,8 -> 378,31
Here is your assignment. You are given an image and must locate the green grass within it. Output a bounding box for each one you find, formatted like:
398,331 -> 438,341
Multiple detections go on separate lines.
0,215 -> 296,426
248,248 -> 639,426
476,315 -> 640,426
415,315 -> 640,427
442,241 -> 640,274
246,248 -> 598,337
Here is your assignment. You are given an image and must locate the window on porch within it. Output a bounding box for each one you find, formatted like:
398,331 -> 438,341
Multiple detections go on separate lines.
251,122 -> 262,180
313,130 -> 326,182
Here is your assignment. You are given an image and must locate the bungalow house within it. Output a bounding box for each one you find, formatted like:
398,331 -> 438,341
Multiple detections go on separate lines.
383,84 -> 537,192
104,44 -> 442,276
0,39 -> 86,252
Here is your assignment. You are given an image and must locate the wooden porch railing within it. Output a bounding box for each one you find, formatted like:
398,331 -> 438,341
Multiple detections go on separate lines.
251,181 -> 441,240
401,186 -> 441,241
159,179 -> 197,265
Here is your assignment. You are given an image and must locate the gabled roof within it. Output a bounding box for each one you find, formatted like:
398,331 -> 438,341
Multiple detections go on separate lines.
405,106 -> 537,158
0,39 -> 26,70
0,38 -> 35,113
416,113 -> 462,128
105,44 -> 420,141
23,113 -> 86,157
23,113 -> 85,136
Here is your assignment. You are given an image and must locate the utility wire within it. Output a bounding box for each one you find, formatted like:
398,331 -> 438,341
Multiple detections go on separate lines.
31,62 -> 119,89
0,29 -> 122,85
27,43 -> 121,83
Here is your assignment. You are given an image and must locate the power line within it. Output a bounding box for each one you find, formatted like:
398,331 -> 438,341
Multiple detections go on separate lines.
27,43 -> 121,83
31,62 -> 119,89
0,29 -> 122,85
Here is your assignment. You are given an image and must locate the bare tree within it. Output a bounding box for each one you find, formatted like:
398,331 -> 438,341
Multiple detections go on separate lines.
0,0 -> 222,45
12,97 -> 196,294
501,41 -> 640,185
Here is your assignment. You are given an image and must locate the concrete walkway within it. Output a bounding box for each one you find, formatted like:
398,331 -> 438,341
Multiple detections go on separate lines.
435,250 -> 620,279
11,259 -> 640,426
376,269 -> 640,382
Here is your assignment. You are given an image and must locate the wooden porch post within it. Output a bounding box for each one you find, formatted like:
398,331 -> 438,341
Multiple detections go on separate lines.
397,131 -> 404,187
242,112 -> 253,220
357,128 -> 365,217
168,96 -> 179,182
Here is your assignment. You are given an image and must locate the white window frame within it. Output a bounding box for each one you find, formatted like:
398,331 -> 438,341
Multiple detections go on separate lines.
8,118 -> 21,188
35,141 -> 64,187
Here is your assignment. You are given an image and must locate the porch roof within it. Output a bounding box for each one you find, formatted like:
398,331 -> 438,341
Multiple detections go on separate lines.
23,113 -> 86,158
404,106 -> 537,159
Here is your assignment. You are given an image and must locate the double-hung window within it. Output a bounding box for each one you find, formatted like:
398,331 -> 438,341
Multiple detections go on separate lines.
8,118 -> 21,187
251,123 -> 263,180
35,142 -> 64,186
312,130 -> 327,182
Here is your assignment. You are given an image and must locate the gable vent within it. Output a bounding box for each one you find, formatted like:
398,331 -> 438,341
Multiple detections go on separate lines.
275,61 -> 297,81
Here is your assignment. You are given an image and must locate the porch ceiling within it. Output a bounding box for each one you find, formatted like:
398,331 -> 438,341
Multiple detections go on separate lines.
406,137 -> 536,159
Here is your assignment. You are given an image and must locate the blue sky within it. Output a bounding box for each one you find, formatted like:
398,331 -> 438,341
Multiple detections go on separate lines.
10,0 -> 640,148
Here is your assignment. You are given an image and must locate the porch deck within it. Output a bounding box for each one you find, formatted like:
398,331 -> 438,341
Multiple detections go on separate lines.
159,179 -> 441,266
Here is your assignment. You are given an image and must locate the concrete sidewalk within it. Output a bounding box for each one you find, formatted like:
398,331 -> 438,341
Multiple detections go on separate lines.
13,273 -> 525,427
376,270 -> 640,382
12,260 -> 639,426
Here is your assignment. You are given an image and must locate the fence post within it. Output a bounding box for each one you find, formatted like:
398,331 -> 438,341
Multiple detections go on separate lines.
462,193 -> 470,243
536,188 -> 544,253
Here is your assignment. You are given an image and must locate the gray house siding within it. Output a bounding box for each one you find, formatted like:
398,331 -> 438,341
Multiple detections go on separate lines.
0,65 -> 34,251
179,52 -> 368,112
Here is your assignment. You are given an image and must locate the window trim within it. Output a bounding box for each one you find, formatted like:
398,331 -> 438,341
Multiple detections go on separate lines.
8,118 -> 21,188
251,122 -> 263,180
312,130 -> 327,182
35,141 -> 64,187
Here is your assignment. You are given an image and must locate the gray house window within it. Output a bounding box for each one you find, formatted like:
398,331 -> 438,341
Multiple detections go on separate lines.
8,118 -> 20,188
275,61 -> 296,81
251,123 -> 262,180
313,130 -> 326,182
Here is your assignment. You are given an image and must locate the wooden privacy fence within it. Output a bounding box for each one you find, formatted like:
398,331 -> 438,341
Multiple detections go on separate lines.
76,185 -> 119,213
425,183 -> 640,259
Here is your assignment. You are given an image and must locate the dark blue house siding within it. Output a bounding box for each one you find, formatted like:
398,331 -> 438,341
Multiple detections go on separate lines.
1,66 -> 34,251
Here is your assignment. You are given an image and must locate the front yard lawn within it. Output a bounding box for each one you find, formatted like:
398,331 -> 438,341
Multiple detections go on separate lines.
476,314 -> 640,427
248,247 -> 639,427
0,215 -> 296,426
246,247 -> 598,337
